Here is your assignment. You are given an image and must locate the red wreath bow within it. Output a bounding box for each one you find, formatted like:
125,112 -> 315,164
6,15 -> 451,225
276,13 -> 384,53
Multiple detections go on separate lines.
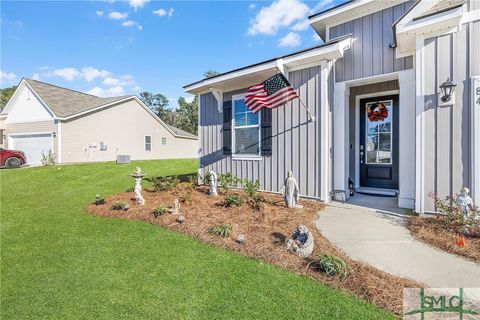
367,102 -> 388,122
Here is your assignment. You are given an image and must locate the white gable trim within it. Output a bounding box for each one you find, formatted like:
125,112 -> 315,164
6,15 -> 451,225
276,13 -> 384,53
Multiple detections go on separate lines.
309,0 -> 410,41
1,79 -> 57,119
394,0 -> 466,58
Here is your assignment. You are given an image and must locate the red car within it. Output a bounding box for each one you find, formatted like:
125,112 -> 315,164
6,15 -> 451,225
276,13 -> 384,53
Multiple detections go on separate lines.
0,148 -> 27,168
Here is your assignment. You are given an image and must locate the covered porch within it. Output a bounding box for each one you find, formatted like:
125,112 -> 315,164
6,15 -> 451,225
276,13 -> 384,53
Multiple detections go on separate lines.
331,69 -> 416,210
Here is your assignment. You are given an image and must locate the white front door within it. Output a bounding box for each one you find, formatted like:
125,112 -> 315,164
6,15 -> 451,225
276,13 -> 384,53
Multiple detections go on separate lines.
9,134 -> 53,165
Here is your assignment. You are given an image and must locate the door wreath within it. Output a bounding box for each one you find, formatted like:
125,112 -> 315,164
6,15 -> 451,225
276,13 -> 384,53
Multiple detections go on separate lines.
367,102 -> 388,122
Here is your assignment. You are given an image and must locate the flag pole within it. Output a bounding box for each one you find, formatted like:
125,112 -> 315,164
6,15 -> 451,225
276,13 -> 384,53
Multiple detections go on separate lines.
275,67 -> 315,122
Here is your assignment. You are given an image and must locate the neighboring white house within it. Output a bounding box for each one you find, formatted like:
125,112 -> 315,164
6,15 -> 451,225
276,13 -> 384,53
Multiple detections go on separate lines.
0,79 -> 198,164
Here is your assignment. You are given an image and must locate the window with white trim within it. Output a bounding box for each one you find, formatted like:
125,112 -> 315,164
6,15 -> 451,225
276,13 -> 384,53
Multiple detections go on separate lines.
232,94 -> 260,156
145,135 -> 152,151
161,137 -> 167,145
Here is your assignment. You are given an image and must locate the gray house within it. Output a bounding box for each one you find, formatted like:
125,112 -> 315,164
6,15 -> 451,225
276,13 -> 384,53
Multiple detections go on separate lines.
184,0 -> 480,214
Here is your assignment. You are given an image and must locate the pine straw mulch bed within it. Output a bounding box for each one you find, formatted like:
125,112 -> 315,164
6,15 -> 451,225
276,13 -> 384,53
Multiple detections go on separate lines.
408,216 -> 480,262
89,184 -> 421,316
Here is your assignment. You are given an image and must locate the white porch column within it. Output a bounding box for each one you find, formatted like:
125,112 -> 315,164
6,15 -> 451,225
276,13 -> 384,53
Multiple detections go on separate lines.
333,82 -> 349,194
398,70 -> 416,209
319,61 -> 332,202
415,38 -> 426,213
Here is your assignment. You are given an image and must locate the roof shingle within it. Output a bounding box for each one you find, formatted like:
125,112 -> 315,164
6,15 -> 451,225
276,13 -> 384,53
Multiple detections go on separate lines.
25,79 -> 131,118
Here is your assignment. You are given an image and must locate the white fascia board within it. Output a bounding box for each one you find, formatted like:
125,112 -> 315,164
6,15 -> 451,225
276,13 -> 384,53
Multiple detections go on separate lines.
283,37 -> 350,70
395,0 -> 441,30
398,6 -> 463,34
133,97 -> 198,140
184,60 -> 277,94
186,39 -> 350,94
395,5 -> 463,58
1,79 -> 57,119
309,0 -> 373,25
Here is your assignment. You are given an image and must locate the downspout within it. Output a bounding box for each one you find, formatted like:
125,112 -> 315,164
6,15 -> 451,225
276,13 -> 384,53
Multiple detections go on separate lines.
57,120 -> 62,163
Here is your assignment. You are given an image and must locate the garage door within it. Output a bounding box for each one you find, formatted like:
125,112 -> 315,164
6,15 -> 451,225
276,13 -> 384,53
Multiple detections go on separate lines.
9,134 -> 53,165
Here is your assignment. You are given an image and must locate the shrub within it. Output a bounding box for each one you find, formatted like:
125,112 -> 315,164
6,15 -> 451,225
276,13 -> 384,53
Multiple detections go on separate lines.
429,192 -> 479,237
151,176 -> 180,191
180,192 -> 193,205
242,179 -> 266,210
95,194 -> 105,205
40,150 -> 56,166
111,201 -> 129,211
223,194 -> 243,207
125,186 -> 135,192
152,205 -> 169,218
218,173 -> 242,191
207,223 -> 232,238
187,174 -> 199,188
307,254 -> 349,278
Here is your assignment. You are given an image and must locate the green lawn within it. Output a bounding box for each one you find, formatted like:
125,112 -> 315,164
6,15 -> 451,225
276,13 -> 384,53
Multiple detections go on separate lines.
0,160 -> 395,319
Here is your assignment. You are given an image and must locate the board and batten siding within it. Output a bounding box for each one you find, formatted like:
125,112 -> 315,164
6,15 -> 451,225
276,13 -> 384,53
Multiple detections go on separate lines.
329,0 -> 415,83
421,21 -> 479,212
199,66 -> 327,199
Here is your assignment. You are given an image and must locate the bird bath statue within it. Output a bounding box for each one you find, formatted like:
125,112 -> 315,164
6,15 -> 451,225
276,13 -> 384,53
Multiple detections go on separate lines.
130,167 -> 145,206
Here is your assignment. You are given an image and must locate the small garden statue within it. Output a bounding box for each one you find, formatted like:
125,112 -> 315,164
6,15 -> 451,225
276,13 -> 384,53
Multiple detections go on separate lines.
286,224 -> 314,257
456,187 -> 475,217
208,171 -> 218,196
169,198 -> 180,214
280,171 -> 303,208
130,167 -> 145,206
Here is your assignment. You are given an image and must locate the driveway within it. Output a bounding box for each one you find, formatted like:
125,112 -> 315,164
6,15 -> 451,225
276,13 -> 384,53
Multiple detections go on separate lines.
315,194 -> 480,288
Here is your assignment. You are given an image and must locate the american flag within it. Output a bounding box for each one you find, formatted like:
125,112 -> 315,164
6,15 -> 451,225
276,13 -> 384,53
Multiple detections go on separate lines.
245,73 -> 299,114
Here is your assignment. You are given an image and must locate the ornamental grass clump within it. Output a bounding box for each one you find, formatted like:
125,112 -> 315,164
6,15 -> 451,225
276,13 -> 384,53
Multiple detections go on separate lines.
40,150 -> 56,166
152,205 -> 169,218
207,223 -> 232,238
110,201 -> 129,211
307,254 -> 349,278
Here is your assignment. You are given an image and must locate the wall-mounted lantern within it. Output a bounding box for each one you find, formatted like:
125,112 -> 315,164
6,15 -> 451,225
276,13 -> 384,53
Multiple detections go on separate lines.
52,131 -> 57,138
439,77 -> 457,103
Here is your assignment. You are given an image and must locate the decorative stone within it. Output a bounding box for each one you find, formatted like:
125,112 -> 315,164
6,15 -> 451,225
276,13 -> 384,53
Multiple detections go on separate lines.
177,215 -> 185,224
169,198 -> 181,214
208,171 -> 218,196
280,171 -> 303,208
236,234 -> 246,245
286,224 -> 314,257
130,167 -> 145,206
456,187 -> 475,217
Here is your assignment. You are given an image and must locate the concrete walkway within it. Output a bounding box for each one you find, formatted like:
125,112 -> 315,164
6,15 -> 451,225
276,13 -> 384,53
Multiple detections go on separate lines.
315,194 -> 480,288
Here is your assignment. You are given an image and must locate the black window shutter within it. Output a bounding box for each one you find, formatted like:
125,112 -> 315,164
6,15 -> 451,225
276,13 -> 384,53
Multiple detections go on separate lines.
223,100 -> 232,155
260,108 -> 272,156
